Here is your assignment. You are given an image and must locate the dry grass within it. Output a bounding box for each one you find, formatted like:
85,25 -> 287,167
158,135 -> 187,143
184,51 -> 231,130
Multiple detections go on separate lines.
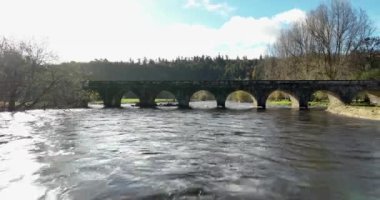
327,105 -> 380,120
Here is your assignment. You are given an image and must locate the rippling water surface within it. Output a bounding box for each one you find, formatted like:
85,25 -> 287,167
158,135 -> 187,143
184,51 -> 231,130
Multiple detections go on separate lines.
0,102 -> 380,200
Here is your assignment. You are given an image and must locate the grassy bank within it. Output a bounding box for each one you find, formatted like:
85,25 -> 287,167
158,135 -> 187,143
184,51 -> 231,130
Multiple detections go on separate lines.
267,100 -> 292,106
90,98 -> 176,104
267,100 -> 329,107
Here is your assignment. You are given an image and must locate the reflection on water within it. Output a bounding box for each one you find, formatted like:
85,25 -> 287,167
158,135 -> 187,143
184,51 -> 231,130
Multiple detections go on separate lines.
190,101 -> 255,109
0,104 -> 380,200
190,101 -> 217,109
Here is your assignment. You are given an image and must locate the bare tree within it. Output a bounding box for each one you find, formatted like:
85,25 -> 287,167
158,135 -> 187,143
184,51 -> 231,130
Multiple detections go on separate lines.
0,38 -> 56,111
266,0 -> 374,80
307,0 -> 373,79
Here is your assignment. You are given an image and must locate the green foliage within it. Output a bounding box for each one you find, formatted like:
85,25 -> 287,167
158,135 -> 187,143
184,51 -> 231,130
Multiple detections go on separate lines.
311,91 -> 329,101
68,55 -> 257,81
191,90 -> 215,101
267,91 -> 290,101
267,99 -> 292,106
118,98 -> 176,104
357,68 -> 380,80
121,98 -> 139,104
0,38 -> 58,111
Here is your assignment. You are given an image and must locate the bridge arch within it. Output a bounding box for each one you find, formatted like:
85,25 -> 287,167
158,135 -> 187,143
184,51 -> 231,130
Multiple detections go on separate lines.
154,90 -> 178,108
308,90 -> 346,108
120,90 -> 140,108
308,91 -> 330,108
226,90 -> 257,109
350,90 -> 380,106
265,90 -> 300,109
190,90 -> 217,109
86,89 -> 104,108
90,87 -> 125,108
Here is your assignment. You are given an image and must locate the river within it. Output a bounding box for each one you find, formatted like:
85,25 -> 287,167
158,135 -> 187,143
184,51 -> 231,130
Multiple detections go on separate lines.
0,102 -> 379,200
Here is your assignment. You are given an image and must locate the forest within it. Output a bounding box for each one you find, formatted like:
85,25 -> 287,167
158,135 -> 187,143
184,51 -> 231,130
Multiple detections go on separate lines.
0,0 -> 379,111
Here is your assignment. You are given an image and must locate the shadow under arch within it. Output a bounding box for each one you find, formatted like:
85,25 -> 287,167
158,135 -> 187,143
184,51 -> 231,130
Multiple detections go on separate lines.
225,90 -> 257,110
120,90 -> 140,108
190,90 -> 217,109
309,90 -> 345,108
154,90 -> 178,108
350,90 -> 380,106
265,90 -> 300,108
308,90 -> 330,109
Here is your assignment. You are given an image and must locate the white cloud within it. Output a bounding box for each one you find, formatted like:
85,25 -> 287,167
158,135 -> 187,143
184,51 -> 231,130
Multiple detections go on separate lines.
0,0 -> 306,62
184,0 -> 235,16
144,8 -> 306,60
273,8 -> 307,24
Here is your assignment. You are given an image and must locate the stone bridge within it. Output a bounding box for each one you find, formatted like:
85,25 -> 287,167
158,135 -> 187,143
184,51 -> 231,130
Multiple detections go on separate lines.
84,80 -> 380,109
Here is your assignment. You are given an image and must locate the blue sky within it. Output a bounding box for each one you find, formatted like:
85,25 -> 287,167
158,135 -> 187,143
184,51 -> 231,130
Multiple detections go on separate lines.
148,0 -> 319,27
1,0 -> 379,62
148,0 -> 380,29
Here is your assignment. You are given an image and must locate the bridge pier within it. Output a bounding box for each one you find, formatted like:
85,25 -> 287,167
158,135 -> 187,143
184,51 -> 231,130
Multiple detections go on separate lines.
341,93 -> 357,105
297,91 -> 311,110
256,97 -> 266,109
216,94 -> 227,109
138,95 -> 156,108
176,90 -> 192,109
136,89 -> 158,108
178,98 -> 191,109
298,98 -> 309,110
138,99 -> 156,108
101,89 -> 122,108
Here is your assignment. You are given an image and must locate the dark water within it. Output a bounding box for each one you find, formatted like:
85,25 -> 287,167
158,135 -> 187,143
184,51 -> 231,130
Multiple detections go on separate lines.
0,102 -> 379,200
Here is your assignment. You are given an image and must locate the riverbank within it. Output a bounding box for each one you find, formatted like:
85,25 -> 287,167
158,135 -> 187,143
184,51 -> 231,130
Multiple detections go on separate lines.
267,100 -> 329,107
327,105 -> 380,120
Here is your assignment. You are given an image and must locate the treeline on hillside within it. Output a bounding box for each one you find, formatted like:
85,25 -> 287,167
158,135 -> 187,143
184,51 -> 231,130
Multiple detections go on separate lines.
77,56 -> 257,81
255,0 -> 380,80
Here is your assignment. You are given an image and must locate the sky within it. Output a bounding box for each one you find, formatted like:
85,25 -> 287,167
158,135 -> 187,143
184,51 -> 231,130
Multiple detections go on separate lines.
0,0 -> 379,62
